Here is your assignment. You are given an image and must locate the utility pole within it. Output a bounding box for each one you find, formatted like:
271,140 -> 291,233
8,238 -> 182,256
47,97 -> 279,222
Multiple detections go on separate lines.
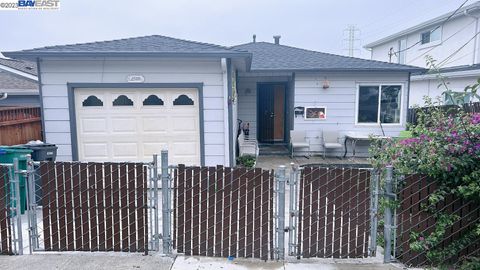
343,25 -> 361,57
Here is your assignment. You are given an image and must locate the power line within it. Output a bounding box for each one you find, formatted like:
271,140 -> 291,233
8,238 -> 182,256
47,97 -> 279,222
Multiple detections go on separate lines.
437,30 -> 480,67
389,0 -> 470,58
406,19 -> 476,64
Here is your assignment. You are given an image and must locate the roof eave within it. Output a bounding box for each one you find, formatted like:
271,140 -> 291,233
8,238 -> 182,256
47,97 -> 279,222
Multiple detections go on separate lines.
249,67 -> 425,73
3,51 -> 252,60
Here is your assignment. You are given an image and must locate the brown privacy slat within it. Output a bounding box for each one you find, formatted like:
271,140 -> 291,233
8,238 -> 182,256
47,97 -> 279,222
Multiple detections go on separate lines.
112,163 -> 121,252
253,168 -> 262,258
221,167 -> 232,257
324,168 -> 336,257
56,162 -> 67,251
229,168 -> 240,258
63,162 -> 74,251
245,169 -> 257,257
237,167 -> 248,257
120,163 -> 128,252
142,168 -> 148,254
128,163 -> 137,252
96,163 -> 106,251
348,169 -> 359,258
192,167 -> 201,255
184,167 -> 193,255
136,163 -> 145,253
199,167 -> 208,256
176,165 -> 185,253
362,170 -> 371,258
173,167 -> 177,250
80,163 -> 90,251
104,163 -> 113,251
40,162 -> 52,251
317,168 -> 328,258
340,169 -> 351,258
310,167 -> 320,258
213,165 -> 223,257
261,170 -> 270,260
269,169 -> 274,260
72,163 -> 82,250
355,170 -> 368,257
89,163 -> 99,251
49,162 -> 59,251
332,168 -> 343,258
207,167 -> 216,257
0,166 -> 12,254
302,167 -> 312,258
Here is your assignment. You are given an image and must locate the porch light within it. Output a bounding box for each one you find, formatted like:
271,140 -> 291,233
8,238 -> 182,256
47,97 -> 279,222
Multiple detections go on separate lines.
322,77 -> 330,89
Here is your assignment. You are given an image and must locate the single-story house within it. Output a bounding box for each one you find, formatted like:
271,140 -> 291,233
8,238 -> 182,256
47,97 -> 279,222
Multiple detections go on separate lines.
0,58 -> 39,106
3,35 -> 422,166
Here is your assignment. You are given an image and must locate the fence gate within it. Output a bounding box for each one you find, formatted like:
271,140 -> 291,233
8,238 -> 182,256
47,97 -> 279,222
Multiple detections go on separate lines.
290,166 -> 376,259
31,161 -> 150,253
173,165 -> 275,260
0,166 -> 14,254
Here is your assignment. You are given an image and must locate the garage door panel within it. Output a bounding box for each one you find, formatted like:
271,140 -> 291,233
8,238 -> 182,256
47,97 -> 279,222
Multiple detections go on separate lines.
82,143 -> 109,158
142,116 -> 169,132
112,143 -> 138,158
81,118 -> 108,133
75,88 -> 201,164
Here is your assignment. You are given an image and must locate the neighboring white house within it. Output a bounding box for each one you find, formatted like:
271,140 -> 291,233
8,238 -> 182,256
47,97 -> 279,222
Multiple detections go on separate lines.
364,1 -> 480,107
4,35 -> 420,165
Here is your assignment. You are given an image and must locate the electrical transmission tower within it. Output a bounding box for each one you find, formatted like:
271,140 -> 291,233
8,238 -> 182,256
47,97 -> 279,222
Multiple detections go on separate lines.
343,25 -> 361,57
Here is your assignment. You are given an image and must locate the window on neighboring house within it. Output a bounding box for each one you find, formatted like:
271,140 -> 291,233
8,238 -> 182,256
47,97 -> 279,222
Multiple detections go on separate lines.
82,95 -> 103,107
398,39 -> 407,64
112,95 -> 134,106
357,85 -> 402,124
143,95 -> 164,106
420,27 -> 441,45
173,94 -> 194,105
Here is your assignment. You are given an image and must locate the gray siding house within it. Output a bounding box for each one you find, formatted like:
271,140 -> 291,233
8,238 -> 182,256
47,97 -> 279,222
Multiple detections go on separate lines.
3,35 -> 421,166
0,58 -> 39,106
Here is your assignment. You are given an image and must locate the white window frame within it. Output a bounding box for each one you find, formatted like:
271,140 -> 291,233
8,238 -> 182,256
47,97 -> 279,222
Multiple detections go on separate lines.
419,26 -> 442,48
398,39 -> 407,64
355,83 -> 404,126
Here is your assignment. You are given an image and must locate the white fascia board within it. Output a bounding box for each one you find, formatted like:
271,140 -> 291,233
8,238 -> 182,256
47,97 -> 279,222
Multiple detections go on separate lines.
411,69 -> 480,81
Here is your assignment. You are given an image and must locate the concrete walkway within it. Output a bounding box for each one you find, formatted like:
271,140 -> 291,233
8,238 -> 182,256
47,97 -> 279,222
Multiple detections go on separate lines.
0,253 -> 411,270
255,155 -> 370,170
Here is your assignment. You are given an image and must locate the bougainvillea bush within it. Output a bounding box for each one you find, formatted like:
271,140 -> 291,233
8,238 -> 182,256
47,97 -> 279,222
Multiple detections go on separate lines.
369,95 -> 480,267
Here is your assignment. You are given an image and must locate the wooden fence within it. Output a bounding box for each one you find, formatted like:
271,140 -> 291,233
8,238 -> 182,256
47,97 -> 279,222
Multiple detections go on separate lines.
38,162 -> 148,253
407,102 -> 480,125
297,167 -> 371,258
0,107 -> 42,145
396,174 -> 480,267
173,165 -> 274,260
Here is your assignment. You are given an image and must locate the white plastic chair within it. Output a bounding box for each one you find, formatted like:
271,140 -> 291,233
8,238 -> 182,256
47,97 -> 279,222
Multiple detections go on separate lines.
290,130 -> 310,158
238,130 -> 259,157
322,130 -> 343,158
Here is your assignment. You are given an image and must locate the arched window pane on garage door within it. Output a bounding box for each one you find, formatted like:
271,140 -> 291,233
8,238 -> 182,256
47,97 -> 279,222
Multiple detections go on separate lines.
143,95 -> 164,106
173,94 -> 194,105
113,95 -> 134,106
82,95 -> 103,107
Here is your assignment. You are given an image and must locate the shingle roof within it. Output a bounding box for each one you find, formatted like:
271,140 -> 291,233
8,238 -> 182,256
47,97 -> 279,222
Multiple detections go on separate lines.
3,35 -> 250,58
0,71 -> 38,91
232,42 -> 422,72
0,58 -> 37,76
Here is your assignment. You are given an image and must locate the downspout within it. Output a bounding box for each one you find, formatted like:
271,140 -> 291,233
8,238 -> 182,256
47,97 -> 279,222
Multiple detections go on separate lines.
36,57 -> 47,142
464,9 -> 480,65
221,58 -> 230,166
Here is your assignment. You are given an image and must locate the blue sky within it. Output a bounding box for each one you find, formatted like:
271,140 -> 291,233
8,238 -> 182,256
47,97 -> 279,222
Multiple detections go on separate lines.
0,0 -> 471,58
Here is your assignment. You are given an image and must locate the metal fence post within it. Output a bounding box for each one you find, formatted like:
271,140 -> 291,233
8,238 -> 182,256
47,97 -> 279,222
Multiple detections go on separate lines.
288,163 -> 298,257
13,158 -> 23,255
384,165 -> 394,263
152,154 -> 160,251
369,169 -> 380,257
276,165 -> 286,260
161,150 -> 171,254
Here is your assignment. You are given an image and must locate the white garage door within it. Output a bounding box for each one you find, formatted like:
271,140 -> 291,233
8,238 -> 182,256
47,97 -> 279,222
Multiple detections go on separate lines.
74,88 -> 201,165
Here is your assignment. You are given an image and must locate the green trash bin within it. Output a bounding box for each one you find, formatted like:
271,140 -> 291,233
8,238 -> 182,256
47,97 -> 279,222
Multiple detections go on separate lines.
0,146 -> 32,214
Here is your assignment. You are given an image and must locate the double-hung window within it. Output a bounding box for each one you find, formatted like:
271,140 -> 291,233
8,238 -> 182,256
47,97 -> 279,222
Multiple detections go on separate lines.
357,84 -> 402,124
420,27 -> 441,45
